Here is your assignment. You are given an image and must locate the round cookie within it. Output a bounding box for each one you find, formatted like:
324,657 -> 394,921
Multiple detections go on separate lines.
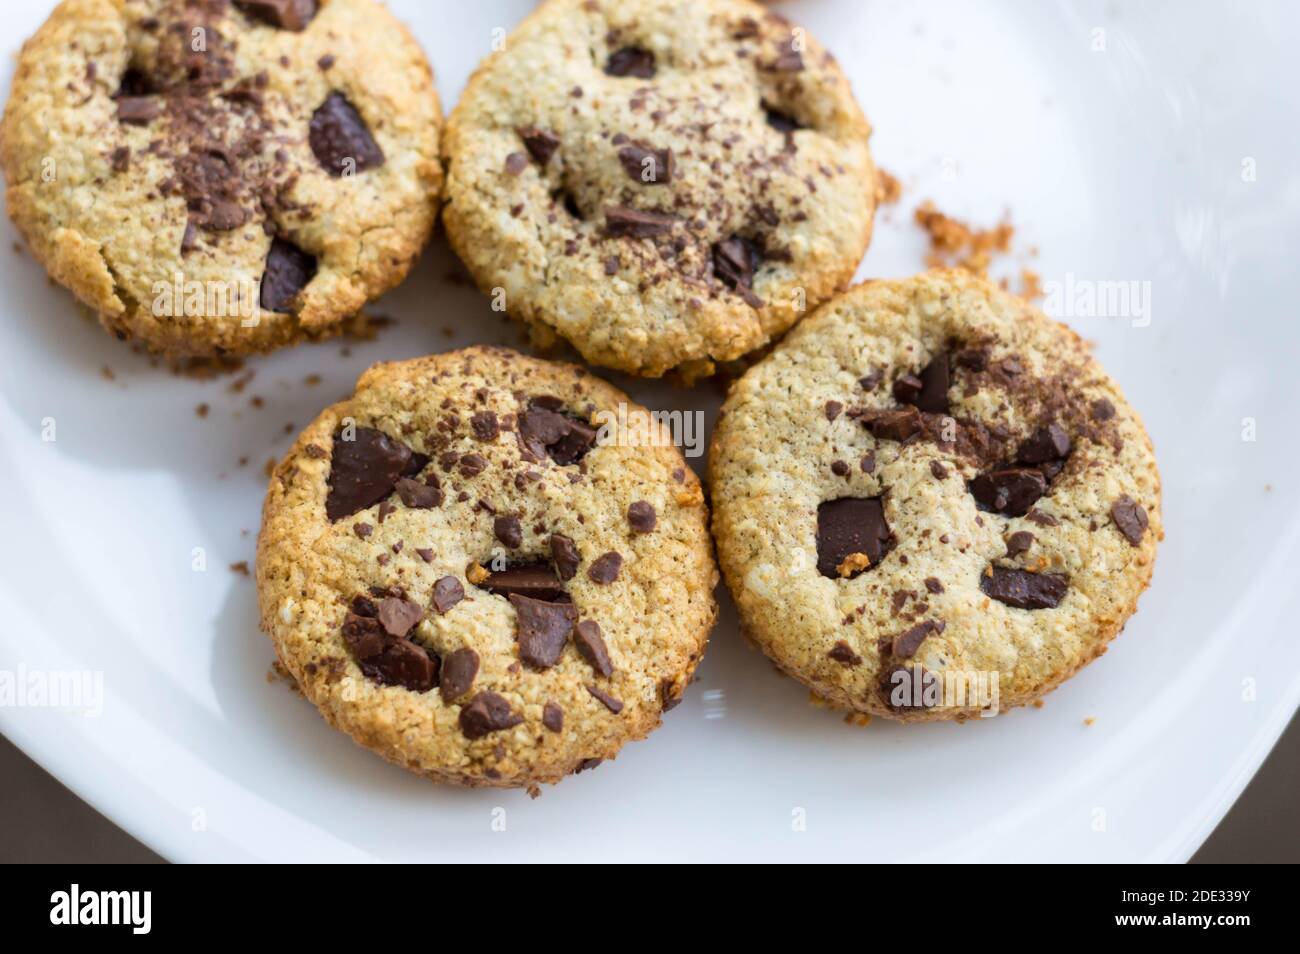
442,0 -> 875,378
257,346 -> 717,787
710,271 -> 1161,722
1,0 -> 442,357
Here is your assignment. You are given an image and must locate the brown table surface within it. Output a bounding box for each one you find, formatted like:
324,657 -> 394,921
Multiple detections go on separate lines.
2,712 -> 1297,863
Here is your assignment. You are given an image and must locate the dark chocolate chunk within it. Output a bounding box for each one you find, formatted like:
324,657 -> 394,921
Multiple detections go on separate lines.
1005,530 -> 1035,557
861,406 -> 924,442
605,46 -> 656,78
712,236 -> 763,305
236,0 -> 318,31
542,701 -> 564,732
660,679 -> 683,711
377,596 -> 423,638
494,514 -> 523,548
342,613 -> 437,692
816,497 -> 892,579
1017,423 -> 1072,465
930,460 -> 949,480
587,551 -> 623,584
586,684 -> 624,713
324,426 -> 414,520
517,399 -> 597,464
969,468 -> 1047,518
574,620 -> 614,677
550,533 -> 581,580
825,401 -> 843,421
604,205 -> 677,238
482,564 -> 566,602
470,410 -> 499,442
116,96 -> 160,125
573,757 -> 603,773
518,126 -> 561,165
980,567 -> 1068,609
110,146 -> 131,173
892,619 -> 944,659
915,355 -> 950,414
828,641 -> 862,666
309,92 -> 384,176
432,575 -> 464,614
395,476 -> 440,509
439,648 -> 480,701
892,373 -> 923,405
510,594 -> 576,669
617,141 -> 674,184
1025,508 -> 1059,527
764,105 -> 802,133
924,577 -> 944,594
1110,494 -> 1148,546
627,501 -> 657,533
879,665 -> 940,710
458,454 -> 487,478
260,237 -> 317,313
459,691 -> 523,739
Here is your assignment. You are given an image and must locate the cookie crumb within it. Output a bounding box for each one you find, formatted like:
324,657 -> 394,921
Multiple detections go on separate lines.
874,167 -> 902,206
1083,716 -> 1095,726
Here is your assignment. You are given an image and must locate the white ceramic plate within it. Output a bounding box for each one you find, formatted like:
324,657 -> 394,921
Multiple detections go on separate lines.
2,0 -> 1297,863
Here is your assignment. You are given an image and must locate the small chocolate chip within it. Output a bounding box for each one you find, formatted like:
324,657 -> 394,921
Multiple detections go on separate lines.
469,410 -> 499,442
860,452 -> 876,473
494,515 -> 523,548
627,501 -> 657,533
604,205 -> 678,238
1005,531 -> 1035,558
504,151 -> 529,175
831,460 -> 850,477
550,533 -> 581,580
825,401 -> 843,421
517,126 -> 561,165
930,460 -> 948,480
828,641 -> 862,666
980,567 -> 1068,609
236,0 -> 318,31
574,620 -> 614,677
1111,495 -> 1149,546
605,46 -> 656,78
542,702 -> 564,732
617,141 -> 675,184
459,691 -> 523,739
587,551 -> 623,584
1091,398 -> 1116,421
116,96 -> 160,125
586,684 -> 624,713
309,92 -> 384,176
459,453 -> 488,477
432,576 -> 464,614
924,577 -> 944,594
439,648 -> 480,701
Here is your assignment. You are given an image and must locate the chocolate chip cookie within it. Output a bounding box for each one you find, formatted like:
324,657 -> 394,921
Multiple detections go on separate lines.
1,0 -> 442,357
257,346 -> 717,787
442,0 -> 875,378
710,271 -> 1161,721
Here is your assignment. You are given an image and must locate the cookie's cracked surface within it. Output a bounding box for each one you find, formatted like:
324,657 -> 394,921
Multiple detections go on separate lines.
257,346 -> 717,787
1,0 -> 442,356
442,0 -> 875,378
710,272 -> 1162,721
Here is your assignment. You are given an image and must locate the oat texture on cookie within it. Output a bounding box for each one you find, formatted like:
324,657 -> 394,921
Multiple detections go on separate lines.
1,0 -> 442,356
442,0 -> 875,378
710,271 -> 1162,721
257,346 -> 718,787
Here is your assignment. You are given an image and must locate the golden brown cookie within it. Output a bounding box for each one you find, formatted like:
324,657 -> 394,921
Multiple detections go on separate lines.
442,0 -> 875,378
710,272 -> 1161,721
1,0 -> 442,356
257,346 -> 718,787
